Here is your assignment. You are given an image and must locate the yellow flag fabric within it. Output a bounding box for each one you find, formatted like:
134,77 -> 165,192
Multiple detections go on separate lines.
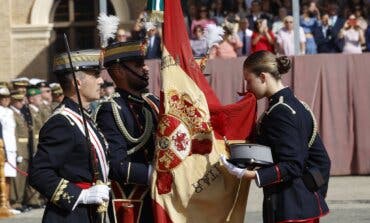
151,48 -> 251,223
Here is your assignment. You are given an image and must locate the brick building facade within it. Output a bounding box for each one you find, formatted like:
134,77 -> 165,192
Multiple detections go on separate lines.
0,0 -> 145,82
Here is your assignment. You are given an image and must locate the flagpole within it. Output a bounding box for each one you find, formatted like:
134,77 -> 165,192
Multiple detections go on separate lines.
99,0 -> 107,14
293,0 -> 300,55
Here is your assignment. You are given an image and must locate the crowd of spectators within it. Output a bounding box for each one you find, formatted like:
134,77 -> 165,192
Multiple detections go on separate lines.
103,1 -> 370,59
183,0 -> 369,58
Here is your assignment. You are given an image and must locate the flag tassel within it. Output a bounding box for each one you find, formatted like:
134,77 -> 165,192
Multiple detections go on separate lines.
226,179 -> 243,222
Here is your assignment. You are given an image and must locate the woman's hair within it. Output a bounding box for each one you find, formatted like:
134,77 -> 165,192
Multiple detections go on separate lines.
254,19 -> 267,32
192,25 -> 204,35
243,50 -> 291,80
196,5 -> 210,20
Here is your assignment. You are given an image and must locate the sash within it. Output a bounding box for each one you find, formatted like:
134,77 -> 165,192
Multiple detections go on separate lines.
111,181 -> 148,223
59,107 -> 109,182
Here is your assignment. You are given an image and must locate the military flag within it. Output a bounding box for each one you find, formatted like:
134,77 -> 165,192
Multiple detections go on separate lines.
151,0 -> 257,222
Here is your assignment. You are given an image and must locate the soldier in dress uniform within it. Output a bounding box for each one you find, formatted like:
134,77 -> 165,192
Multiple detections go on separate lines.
0,85 -> 21,214
11,77 -> 29,96
26,86 -> 46,153
50,82 -> 64,110
36,80 -> 53,122
221,51 -> 331,223
11,78 -> 33,145
95,39 -> 158,223
23,87 -> 46,208
9,90 -> 31,212
101,81 -> 115,99
29,49 -> 110,222
29,79 -> 52,123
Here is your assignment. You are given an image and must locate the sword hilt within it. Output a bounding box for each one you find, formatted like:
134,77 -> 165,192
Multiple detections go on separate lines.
95,180 -> 111,213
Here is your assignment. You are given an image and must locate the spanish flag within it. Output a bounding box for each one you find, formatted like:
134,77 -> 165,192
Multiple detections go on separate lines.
151,0 -> 257,222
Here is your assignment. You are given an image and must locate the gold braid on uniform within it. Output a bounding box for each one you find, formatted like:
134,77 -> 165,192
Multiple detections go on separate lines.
300,101 -> 318,148
51,179 -> 69,204
112,103 -> 153,155
111,100 -> 153,155
93,93 -> 154,155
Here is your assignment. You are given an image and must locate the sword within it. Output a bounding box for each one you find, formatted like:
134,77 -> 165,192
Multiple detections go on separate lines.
63,34 -> 109,222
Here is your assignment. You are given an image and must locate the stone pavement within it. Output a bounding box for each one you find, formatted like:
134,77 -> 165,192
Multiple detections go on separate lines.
0,176 -> 369,223
244,176 -> 370,223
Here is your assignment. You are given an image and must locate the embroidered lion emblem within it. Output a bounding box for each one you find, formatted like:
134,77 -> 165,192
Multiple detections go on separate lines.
155,90 -> 213,194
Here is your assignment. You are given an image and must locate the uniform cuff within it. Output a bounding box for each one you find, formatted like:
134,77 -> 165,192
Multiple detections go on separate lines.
256,165 -> 282,187
51,179 -> 82,211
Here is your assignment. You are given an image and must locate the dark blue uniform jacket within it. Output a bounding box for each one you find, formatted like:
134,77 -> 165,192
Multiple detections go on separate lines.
255,88 -> 331,223
96,88 -> 158,223
29,97 -> 108,223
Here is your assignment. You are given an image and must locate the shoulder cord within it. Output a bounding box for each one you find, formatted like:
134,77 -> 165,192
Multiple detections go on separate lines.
266,96 -> 296,115
258,96 -> 297,135
111,98 -> 154,155
51,105 -> 76,126
92,93 -> 119,122
92,102 -> 103,122
300,101 -> 318,148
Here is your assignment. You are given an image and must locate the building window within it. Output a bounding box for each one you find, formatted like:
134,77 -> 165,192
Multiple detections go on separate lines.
52,0 -> 116,53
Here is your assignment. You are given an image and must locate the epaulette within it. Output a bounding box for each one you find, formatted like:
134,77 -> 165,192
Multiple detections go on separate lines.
300,100 -> 318,148
142,93 -> 159,115
142,92 -> 159,101
50,105 -> 76,126
110,92 -> 121,99
265,96 -> 296,115
92,93 -> 121,122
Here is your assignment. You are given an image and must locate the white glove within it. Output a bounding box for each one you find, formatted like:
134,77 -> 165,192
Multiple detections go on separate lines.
79,184 -> 110,205
220,155 -> 246,179
16,156 -> 23,163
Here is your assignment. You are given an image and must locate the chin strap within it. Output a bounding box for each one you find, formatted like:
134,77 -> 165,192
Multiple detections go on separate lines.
120,62 -> 148,81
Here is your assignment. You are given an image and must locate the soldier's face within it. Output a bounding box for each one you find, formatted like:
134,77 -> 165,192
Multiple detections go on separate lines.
79,70 -> 104,102
0,97 -> 11,107
41,87 -> 52,103
29,94 -> 43,106
243,69 -> 266,99
123,60 -> 149,91
11,99 -> 24,110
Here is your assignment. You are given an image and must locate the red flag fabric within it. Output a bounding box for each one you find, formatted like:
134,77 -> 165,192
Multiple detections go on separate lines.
151,0 -> 257,222
162,0 -> 256,140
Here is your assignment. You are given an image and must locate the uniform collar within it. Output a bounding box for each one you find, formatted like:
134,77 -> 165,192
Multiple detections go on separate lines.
10,106 -> 21,114
62,97 -> 91,118
29,104 -> 39,112
268,87 -> 292,106
116,88 -> 144,104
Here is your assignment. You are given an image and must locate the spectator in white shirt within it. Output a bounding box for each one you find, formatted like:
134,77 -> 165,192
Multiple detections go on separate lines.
237,17 -> 253,56
276,16 -> 306,56
272,7 -> 288,35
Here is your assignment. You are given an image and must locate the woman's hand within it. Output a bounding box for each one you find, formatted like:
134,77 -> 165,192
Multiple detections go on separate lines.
243,169 -> 257,179
343,21 -> 350,29
220,155 -> 257,180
